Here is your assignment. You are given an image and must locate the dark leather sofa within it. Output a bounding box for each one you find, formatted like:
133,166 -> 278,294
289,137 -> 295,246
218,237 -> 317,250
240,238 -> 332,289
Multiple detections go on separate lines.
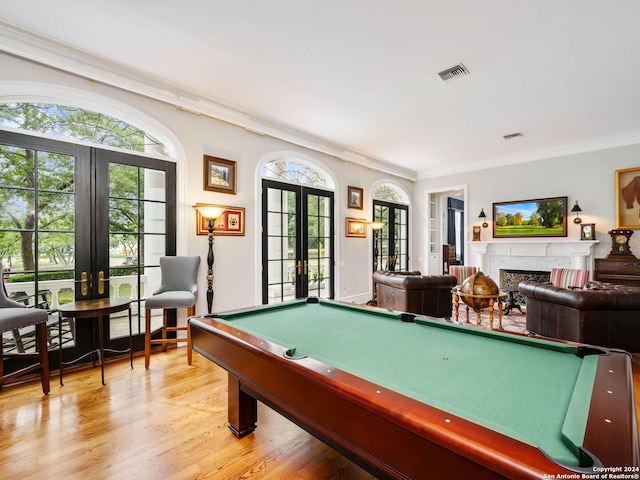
518,280 -> 640,353
373,271 -> 457,318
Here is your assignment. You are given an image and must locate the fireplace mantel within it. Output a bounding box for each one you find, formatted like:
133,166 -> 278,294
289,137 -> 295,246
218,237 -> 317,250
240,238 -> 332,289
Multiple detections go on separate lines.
469,239 -> 600,282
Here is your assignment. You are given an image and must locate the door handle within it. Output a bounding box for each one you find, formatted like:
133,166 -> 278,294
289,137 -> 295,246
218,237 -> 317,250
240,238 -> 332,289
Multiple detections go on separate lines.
303,260 -> 308,275
98,270 -> 105,295
76,271 -> 89,296
297,261 -> 302,275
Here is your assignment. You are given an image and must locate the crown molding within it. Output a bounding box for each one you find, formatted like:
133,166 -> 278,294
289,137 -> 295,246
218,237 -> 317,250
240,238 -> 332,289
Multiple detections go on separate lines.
0,21 -> 417,181
417,130 -> 640,180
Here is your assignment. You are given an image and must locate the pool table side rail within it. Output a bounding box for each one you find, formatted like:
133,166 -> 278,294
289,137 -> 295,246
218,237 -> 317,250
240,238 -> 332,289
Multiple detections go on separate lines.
584,349 -> 640,467
189,316 -> 634,479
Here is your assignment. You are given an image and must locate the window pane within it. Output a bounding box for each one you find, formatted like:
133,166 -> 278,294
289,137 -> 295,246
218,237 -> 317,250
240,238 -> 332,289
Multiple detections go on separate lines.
0,189 -> 35,227
39,192 -> 74,230
110,198 -> 139,233
0,231 -> 33,272
0,145 -> 34,187
110,164 -> 139,198
38,152 -> 74,192
267,212 -> 288,235
143,234 -> 165,265
143,170 -> 165,201
38,232 -> 75,270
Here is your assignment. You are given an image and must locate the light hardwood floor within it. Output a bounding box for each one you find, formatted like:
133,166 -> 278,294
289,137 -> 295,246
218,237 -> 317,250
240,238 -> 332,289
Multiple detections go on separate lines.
2,349 -> 640,480
0,349 -> 376,480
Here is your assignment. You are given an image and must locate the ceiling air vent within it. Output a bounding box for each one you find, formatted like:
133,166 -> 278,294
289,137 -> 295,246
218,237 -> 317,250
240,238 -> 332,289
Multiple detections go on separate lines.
503,132 -> 523,140
438,63 -> 469,81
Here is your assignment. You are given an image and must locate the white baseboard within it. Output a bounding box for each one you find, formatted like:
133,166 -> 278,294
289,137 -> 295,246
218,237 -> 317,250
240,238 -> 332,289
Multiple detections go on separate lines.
335,293 -> 371,305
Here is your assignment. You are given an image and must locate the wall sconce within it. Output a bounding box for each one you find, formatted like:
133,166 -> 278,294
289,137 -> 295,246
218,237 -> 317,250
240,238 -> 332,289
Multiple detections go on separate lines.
193,204 -> 226,313
478,208 -> 488,228
571,201 -> 583,224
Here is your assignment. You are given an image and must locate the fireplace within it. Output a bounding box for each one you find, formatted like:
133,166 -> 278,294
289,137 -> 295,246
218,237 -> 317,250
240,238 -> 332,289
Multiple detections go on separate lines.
500,269 -> 550,290
500,269 -> 550,314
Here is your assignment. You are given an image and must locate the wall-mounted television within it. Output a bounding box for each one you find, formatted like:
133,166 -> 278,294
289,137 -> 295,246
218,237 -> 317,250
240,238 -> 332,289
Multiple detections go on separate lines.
492,196 -> 567,238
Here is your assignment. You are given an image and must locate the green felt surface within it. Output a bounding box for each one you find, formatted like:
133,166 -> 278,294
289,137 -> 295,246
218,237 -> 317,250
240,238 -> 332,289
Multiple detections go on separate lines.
215,299 -> 596,466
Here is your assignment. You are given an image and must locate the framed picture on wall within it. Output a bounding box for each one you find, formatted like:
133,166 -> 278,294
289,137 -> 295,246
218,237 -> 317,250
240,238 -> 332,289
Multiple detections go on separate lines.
195,205 -> 245,236
345,218 -> 367,237
616,167 -> 640,229
347,186 -> 364,209
204,155 -> 237,194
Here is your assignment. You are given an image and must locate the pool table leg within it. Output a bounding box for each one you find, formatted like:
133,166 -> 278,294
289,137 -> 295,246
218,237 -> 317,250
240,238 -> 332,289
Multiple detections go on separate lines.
228,373 -> 258,438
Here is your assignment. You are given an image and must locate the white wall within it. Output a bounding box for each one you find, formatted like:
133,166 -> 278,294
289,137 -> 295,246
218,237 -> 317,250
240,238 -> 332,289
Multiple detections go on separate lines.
0,52 -> 414,313
415,144 -> 640,275
4,52 -> 639,308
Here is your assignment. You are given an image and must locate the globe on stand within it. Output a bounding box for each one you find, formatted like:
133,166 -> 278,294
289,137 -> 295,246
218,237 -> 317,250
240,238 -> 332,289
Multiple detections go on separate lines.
460,271 -> 499,311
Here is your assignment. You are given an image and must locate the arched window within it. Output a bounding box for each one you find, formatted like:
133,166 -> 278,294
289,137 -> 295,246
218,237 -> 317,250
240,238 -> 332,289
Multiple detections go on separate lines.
372,183 -> 408,203
0,103 -> 168,155
261,157 -> 334,189
371,183 -> 410,272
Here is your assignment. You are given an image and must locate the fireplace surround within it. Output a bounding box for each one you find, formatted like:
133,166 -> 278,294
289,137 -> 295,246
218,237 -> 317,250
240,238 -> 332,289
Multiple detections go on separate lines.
469,239 -> 599,284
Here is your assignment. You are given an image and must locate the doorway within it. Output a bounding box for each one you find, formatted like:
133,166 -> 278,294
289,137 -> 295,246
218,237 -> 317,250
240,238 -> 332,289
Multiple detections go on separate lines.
426,186 -> 467,275
262,179 -> 334,303
372,200 -> 409,271
0,130 -> 176,370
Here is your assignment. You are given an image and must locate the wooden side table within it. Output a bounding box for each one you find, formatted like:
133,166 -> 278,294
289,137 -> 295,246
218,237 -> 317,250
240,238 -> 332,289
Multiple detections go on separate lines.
451,287 -> 507,329
58,298 -> 132,386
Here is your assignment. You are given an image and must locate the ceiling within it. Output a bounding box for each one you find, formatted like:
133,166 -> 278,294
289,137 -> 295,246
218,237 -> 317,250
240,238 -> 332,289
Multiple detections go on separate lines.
1,0 -> 640,179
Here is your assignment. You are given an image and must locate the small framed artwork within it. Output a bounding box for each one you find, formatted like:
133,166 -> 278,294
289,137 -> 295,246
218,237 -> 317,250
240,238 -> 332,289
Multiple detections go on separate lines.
472,225 -> 481,242
580,223 -> 596,241
347,186 -> 364,210
204,155 -> 237,194
196,205 -> 245,236
616,167 -> 640,228
346,217 -> 367,238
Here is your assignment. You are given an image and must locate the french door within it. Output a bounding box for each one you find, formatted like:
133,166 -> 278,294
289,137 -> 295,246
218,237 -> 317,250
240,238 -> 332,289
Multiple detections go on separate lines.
372,200 -> 409,271
0,130 -> 175,370
262,179 -> 334,303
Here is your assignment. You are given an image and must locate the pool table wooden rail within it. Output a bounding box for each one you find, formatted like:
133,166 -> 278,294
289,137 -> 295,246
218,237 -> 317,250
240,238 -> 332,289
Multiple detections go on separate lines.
190,314 -> 638,480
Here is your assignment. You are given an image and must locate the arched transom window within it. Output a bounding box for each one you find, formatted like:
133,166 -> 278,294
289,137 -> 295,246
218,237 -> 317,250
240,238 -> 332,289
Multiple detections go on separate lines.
0,103 -> 168,155
372,183 -> 408,204
262,158 -> 334,189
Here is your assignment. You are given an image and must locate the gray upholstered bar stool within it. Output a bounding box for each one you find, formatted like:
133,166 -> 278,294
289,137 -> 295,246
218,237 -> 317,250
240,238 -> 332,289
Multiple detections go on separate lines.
0,263 -> 50,394
144,256 -> 200,369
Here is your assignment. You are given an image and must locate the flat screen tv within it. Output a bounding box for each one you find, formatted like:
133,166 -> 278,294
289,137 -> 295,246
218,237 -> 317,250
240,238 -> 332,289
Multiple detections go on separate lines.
492,196 -> 567,238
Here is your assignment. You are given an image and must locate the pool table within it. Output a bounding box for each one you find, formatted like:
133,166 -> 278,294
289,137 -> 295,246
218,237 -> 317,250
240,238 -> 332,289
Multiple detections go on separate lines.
189,297 -> 639,480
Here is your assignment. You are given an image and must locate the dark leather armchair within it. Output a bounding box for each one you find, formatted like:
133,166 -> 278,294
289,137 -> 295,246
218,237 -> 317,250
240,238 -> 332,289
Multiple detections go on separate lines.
373,271 -> 457,318
519,280 -> 640,353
